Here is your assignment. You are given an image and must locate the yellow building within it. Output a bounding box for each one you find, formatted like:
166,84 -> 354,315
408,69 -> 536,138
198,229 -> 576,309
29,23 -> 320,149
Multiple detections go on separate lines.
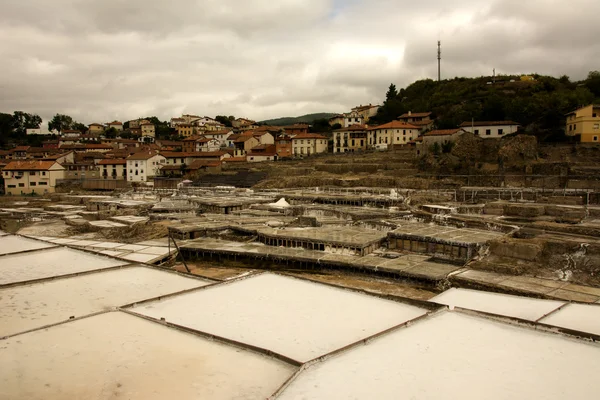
88,123 -> 105,134
176,124 -> 196,138
3,160 -> 65,195
566,104 -> 600,143
292,133 -> 328,156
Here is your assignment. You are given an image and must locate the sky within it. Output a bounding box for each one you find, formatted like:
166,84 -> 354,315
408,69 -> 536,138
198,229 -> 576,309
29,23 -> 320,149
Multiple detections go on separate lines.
1,0 -> 599,125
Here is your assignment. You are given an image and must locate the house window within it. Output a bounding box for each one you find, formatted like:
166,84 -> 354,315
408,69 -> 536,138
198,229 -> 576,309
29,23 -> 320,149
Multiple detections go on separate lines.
18,183 -> 25,187
594,124 -> 599,130
39,182 -> 47,186
30,182 -> 36,186
594,136 -> 598,142
42,171 -> 46,176
7,185 -> 16,188
594,113 -> 597,118
474,129 -> 479,135
498,129 -> 503,135
485,129 -> 491,135
29,171 -> 35,176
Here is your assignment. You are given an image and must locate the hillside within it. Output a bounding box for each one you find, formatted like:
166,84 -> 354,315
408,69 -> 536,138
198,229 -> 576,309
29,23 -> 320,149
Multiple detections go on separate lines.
372,72 -> 600,141
260,112 -> 339,126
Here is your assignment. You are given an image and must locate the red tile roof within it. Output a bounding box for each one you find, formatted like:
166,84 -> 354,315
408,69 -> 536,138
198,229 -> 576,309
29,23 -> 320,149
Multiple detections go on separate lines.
4,160 -> 62,171
459,121 -> 520,127
423,129 -> 464,136
86,144 -> 113,149
107,121 -> 123,125
127,151 -> 161,160
292,133 -> 327,140
368,121 -> 419,130
399,112 -> 432,118
334,124 -> 367,132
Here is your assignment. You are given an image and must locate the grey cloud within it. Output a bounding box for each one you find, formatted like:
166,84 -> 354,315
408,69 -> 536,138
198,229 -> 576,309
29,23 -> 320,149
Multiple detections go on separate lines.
0,0 -> 598,124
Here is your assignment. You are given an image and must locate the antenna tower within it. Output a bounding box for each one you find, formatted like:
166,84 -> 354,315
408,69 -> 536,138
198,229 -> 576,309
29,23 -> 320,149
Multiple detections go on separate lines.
437,41 -> 441,82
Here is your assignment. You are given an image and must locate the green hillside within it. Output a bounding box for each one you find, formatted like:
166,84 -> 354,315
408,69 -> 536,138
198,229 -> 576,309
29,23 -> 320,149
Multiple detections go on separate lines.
372,72 -> 600,141
260,113 -> 339,126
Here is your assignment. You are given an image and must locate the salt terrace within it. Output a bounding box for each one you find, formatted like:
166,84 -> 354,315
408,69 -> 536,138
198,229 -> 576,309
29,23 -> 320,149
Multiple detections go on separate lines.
2,185 -> 600,398
1,233 -> 600,399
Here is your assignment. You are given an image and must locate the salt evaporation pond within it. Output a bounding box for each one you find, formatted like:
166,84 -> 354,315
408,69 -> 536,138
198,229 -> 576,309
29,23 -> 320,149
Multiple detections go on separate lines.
0,266 -> 209,337
132,273 -> 428,362
278,311 -> 600,400
0,312 -> 295,399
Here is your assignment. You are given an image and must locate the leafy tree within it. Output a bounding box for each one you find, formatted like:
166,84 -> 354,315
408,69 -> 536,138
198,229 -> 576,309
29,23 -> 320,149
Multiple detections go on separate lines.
311,118 -> 331,133
215,115 -> 233,127
48,114 -> 73,134
12,111 -> 42,136
585,70 -> 600,98
104,127 -> 118,139
72,122 -> 87,133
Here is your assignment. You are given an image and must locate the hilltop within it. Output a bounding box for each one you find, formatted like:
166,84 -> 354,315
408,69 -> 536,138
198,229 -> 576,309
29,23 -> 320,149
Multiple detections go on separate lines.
372,72 -> 600,141
259,113 -> 339,126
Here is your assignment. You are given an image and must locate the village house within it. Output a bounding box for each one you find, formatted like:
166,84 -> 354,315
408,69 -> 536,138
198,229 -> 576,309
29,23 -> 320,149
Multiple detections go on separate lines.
203,129 -> 234,146
460,121 -> 520,138
343,111 -> 364,128
176,124 -> 196,138
275,135 -> 293,159
398,111 -> 435,133
3,160 -> 66,195
98,159 -> 127,180
565,104 -> 600,143
42,140 -> 59,149
44,151 -> 75,165
126,151 -> 166,183
368,121 -> 420,148
328,114 -> 345,127
170,117 -> 186,128
282,124 -> 309,135
292,133 -> 328,156
61,129 -> 83,138
333,125 -> 368,153
420,128 -> 467,153
233,135 -> 260,156
247,144 -> 277,162
106,121 -> 123,131
63,161 -> 101,180
182,136 -> 221,153
352,104 -> 380,122
88,123 -> 105,134
12,146 -> 30,160
141,122 -> 156,138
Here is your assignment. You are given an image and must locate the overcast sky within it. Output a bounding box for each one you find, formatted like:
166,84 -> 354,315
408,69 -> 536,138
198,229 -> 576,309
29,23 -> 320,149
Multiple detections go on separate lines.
1,0 -> 599,125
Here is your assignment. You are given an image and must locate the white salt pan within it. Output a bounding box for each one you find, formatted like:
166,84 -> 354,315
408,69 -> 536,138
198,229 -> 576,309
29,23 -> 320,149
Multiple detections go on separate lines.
430,287 -> 565,321
540,303 -> 600,336
279,311 -> 600,400
0,247 -> 128,285
0,266 -> 209,337
132,273 -> 427,362
0,312 -> 294,399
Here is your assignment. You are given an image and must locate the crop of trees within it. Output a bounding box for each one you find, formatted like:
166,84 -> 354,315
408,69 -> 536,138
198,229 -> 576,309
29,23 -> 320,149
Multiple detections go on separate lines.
372,72 -> 600,142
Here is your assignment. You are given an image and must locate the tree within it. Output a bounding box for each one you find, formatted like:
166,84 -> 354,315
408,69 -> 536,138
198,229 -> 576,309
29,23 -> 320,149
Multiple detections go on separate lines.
48,114 -> 73,134
72,122 -> 87,133
585,70 -> 600,98
311,118 -> 331,133
215,115 -> 233,127
104,127 -> 118,139
12,111 -> 42,136
385,83 -> 398,101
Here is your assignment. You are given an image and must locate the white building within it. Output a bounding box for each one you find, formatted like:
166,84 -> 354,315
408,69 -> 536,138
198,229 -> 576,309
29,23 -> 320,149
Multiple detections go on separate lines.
203,129 -> 234,147
26,128 -> 53,135
343,111 -> 364,128
126,151 -> 166,183
459,121 -> 520,139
